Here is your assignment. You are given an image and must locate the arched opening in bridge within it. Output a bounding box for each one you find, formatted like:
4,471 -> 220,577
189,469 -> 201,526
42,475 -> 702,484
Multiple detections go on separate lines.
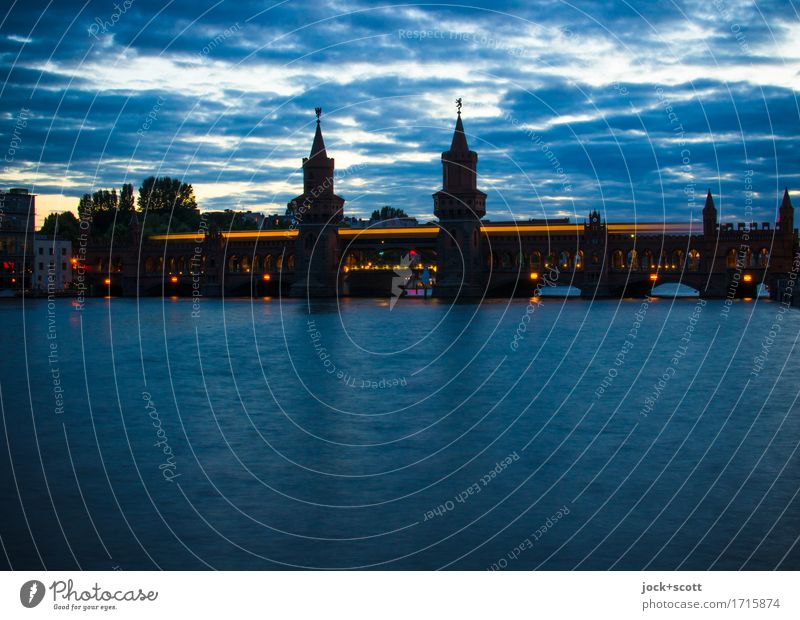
726,247 -> 738,268
627,249 -> 639,270
688,249 -> 701,271
539,285 -> 581,297
650,283 -> 700,297
340,247 -> 436,297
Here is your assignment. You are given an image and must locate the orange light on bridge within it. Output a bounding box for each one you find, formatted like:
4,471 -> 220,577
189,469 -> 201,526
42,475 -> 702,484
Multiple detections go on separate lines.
104,278 -> 111,285
262,274 -> 271,281
649,273 -> 658,281
170,276 -> 179,284
530,272 -> 539,280
743,274 -> 753,282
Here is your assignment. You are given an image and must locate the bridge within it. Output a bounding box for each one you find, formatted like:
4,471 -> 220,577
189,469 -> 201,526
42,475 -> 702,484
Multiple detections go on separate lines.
85,108 -> 798,301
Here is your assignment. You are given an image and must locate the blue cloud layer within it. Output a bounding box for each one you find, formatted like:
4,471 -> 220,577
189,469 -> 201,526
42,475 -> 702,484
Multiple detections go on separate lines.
1,0 -> 798,224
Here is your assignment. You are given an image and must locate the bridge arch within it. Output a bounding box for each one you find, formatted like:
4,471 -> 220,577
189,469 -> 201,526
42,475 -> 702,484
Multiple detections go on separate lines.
540,285 -> 581,297
612,249 -> 624,270
651,282 -> 700,297
670,249 -> 684,269
641,249 -> 654,269
726,247 -> 737,268
688,248 -> 701,271
627,249 -> 639,269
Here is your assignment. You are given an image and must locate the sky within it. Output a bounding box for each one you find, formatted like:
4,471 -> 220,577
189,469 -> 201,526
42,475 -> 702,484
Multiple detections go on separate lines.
0,0 -> 798,227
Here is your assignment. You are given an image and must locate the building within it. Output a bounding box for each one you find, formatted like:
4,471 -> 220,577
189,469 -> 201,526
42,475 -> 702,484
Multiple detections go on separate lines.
262,214 -> 294,229
0,187 -> 35,291
80,106 -> 798,301
370,217 -> 420,228
33,235 -> 72,292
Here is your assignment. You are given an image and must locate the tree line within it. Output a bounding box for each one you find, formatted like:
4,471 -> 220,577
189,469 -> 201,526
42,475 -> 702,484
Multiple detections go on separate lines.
38,176 -> 245,244
40,177 -> 411,246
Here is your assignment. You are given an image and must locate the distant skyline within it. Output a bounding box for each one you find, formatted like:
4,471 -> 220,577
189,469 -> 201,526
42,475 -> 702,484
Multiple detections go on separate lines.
1,0 -> 798,227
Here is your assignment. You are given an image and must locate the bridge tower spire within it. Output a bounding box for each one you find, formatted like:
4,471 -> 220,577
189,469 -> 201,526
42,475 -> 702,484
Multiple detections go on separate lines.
703,189 -> 717,237
778,187 -> 794,237
433,100 -> 487,297
289,108 -> 345,298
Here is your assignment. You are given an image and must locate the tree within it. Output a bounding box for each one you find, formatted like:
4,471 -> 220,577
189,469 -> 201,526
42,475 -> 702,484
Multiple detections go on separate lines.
204,210 -> 260,231
77,193 -> 92,219
371,206 -> 407,221
39,211 -> 80,246
120,183 -> 135,211
91,189 -> 118,214
137,176 -> 198,213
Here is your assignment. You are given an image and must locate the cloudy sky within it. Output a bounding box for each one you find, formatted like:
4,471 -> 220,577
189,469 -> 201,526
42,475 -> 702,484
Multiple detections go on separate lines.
1,0 -> 798,227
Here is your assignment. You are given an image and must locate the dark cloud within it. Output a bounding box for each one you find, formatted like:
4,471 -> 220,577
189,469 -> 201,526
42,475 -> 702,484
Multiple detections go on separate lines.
0,0 -> 797,223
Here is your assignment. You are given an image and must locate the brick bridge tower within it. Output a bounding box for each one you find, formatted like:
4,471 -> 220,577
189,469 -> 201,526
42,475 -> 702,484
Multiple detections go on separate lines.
702,188 -> 718,237
433,100 -> 486,297
289,108 -> 344,297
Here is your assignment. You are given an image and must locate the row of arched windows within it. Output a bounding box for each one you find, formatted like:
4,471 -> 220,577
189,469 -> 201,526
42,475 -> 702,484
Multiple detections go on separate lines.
725,247 -> 769,268
611,249 -> 701,271
489,250 -> 587,271
94,257 -> 124,273
142,254 -> 295,275
144,255 -> 204,274
227,254 -> 294,273
489,249 -> 698,272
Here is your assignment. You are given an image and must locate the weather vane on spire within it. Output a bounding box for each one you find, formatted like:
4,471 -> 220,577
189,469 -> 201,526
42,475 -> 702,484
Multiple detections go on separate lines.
455,98 -> 462,114
315,107 -> 322,121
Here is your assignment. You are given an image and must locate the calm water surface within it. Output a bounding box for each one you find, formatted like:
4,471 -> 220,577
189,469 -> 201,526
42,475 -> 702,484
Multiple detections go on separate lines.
1,295 -> 799,569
